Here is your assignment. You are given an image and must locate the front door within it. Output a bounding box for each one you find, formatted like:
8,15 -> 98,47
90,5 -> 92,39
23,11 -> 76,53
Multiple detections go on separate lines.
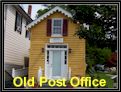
51,50 -> 62,79
45,44 -> 68,79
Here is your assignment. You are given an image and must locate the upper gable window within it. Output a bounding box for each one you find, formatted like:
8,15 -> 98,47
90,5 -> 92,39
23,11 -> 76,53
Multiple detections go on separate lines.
15,11 -> 22,34
52,18 -> 63,36
47,19 -> 68,36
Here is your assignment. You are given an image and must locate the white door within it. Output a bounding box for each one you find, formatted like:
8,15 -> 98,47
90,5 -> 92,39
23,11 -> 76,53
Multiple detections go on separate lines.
51,50 -> 62,79
45,44 -> 68,79
45,50 -> 68,79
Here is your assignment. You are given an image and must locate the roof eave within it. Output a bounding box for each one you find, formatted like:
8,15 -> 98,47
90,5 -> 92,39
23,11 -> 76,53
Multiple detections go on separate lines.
26,6 -> 72,30
13,5 -> 33,22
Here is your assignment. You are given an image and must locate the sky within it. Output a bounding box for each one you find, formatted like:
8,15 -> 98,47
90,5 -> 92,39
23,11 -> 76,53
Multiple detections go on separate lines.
22,4 -> 46,20
21,4 -> 101,20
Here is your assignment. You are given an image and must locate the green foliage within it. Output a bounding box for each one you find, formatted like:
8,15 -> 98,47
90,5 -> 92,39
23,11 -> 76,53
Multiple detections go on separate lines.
68,5 -> 96,24
36,8 -> 49,18
69,5 -> 117,51
92,72 -> 114,88
86,46 -> 112,66
75,25 -> 105,47
86,65 -> 95,77
86,69 -> 114,88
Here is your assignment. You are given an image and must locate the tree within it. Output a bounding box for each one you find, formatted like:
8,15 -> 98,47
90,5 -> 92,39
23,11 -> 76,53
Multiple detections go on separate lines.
67,5 -> 117,74
68,5 -> 117,51
36,8 -> 49,18
36,5 -> 68,18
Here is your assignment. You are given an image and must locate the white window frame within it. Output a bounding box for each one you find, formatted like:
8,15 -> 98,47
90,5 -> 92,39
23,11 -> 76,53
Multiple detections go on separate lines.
52,18 -> 63,37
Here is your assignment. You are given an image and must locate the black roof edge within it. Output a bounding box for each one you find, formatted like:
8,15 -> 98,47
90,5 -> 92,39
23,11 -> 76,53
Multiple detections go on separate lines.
13,5 -> 33,23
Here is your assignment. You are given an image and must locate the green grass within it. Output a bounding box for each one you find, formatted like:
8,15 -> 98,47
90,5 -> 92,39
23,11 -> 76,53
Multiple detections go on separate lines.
91,72 -> 114,88
86,71 -> 115,88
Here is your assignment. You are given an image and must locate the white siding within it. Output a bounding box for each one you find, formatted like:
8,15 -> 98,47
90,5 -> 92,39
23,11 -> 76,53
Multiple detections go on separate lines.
4,5 -> 30,66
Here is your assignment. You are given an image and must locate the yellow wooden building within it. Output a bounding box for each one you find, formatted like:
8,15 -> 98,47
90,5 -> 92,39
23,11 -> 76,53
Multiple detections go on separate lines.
26,6 -> 86,80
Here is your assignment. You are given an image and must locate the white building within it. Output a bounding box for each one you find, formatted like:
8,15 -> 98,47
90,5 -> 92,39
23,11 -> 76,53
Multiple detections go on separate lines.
4,5 -> 32,75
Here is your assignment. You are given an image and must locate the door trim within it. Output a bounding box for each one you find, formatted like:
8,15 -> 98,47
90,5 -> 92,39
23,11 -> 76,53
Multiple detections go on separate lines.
45,44 -> 68,79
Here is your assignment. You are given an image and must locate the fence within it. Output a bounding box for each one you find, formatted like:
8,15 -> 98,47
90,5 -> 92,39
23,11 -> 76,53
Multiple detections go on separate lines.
12,67 -> 28,78
37,67 -> 71,81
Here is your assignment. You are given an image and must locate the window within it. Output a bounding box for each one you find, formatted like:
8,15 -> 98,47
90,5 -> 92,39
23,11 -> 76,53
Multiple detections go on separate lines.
47,50 -> 49,64
64,51 -> 67,64
25,30 -> 30,39
15,11 -> 22,34
52,19 -> 63,36
47,45 -> 67,48
47,19 -> 68,36
25,21 -> 30,39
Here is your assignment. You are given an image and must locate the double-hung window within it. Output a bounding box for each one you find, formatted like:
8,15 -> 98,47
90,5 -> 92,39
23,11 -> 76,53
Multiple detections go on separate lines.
52,18 -> 63,36
15,11 -> 22,34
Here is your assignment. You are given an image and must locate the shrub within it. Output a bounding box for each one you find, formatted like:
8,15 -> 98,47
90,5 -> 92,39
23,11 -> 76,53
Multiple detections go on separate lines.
86,47 -> 112,66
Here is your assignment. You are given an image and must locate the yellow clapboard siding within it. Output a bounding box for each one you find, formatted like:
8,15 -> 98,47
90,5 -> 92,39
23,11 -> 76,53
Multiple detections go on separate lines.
29,12 -> 86,79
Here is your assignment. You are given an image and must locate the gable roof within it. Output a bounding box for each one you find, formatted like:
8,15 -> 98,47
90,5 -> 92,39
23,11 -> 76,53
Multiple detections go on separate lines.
26,6 -> 72,30
13,5 -> 33,23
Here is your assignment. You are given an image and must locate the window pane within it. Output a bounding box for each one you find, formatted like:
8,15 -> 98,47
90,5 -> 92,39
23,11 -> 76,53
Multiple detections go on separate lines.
53,27 -> 61,34
17,13 -> 21,26
16,12 -> 22,33
47,50 -> 49,64
53,19 -> 62,35
47,45 -> 67,49
54,20 -> 61,26
26,31 -> 30,38
65,51 -> 67,64
52,51 -> 61,76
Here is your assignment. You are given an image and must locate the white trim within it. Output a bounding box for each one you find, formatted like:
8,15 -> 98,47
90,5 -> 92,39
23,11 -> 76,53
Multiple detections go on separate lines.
68,67 -> 71,79
45,44 -> 68,79
26,6 -> 72,30
51,18 -> 63,37
49,50 -> 53,79
46,48 -> 67,51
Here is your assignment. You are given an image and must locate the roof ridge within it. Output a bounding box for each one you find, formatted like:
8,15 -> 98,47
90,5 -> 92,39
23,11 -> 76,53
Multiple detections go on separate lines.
26,6 -> 72,30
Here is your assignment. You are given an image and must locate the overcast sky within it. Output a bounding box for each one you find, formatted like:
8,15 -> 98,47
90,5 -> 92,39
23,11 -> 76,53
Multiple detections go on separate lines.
22,4 -> 46,20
